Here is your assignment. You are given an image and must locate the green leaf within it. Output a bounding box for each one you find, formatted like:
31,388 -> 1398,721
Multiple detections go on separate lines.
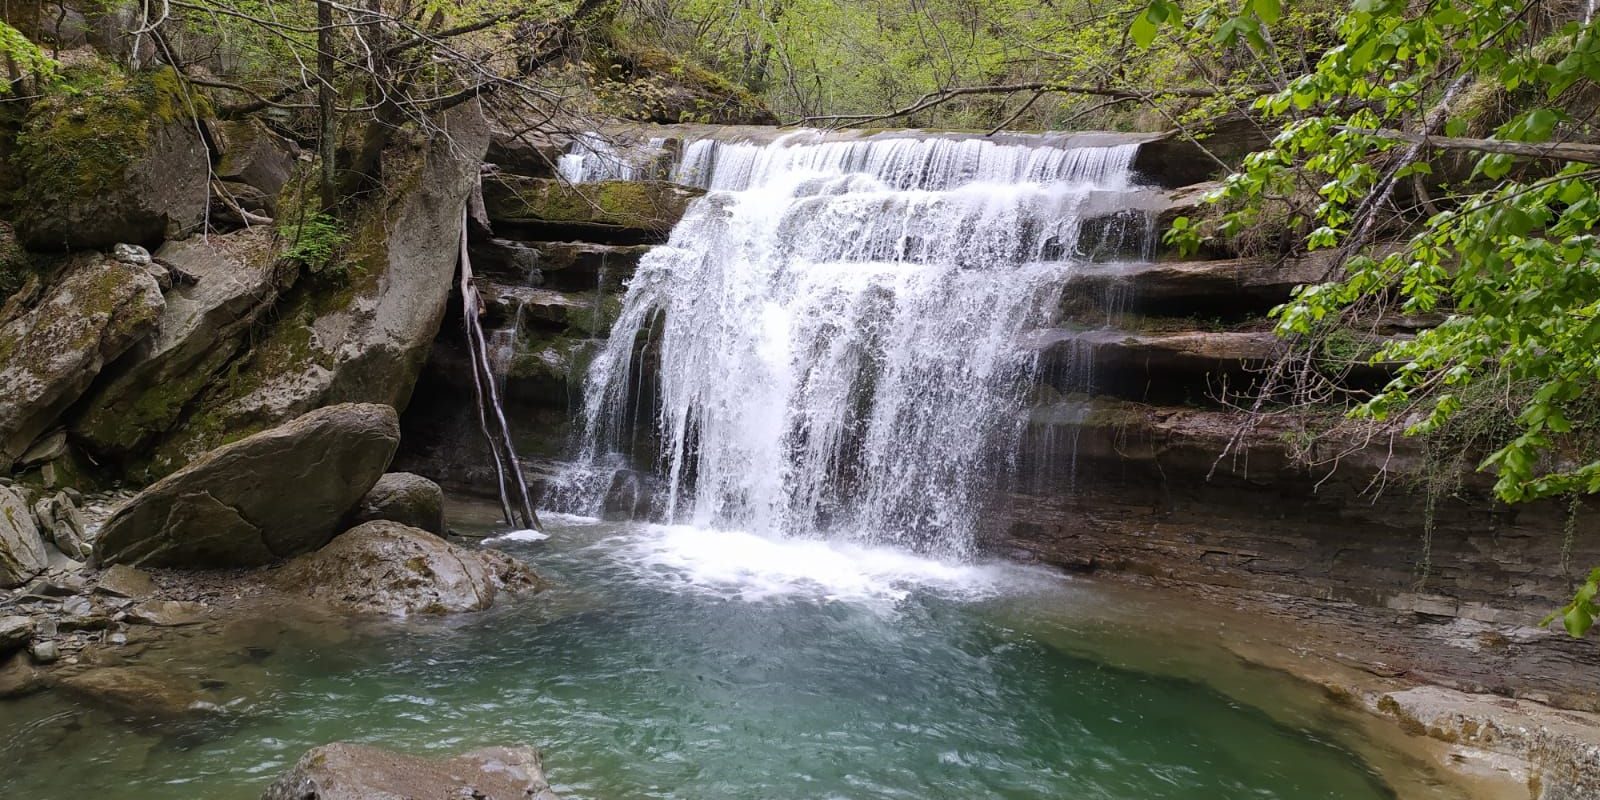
1252,0 -> 1282,25
1564,604 -> 1593,638
1130,9 -> 1158,48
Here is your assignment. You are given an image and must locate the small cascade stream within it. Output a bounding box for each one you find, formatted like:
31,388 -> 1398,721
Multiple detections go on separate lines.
550,131 -> 1151,556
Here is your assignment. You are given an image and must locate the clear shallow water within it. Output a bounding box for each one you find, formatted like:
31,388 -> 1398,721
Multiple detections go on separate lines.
3,509 -> 1434,799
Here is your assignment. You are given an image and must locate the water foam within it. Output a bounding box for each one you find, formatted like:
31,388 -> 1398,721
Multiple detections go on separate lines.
607,523 -> 1027,606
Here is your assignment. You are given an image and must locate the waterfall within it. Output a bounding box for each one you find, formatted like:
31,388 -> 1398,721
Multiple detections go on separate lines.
556,131 -> 1143,557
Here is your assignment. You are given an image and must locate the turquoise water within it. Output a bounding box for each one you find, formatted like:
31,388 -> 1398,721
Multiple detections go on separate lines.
1,508 -> 1448,799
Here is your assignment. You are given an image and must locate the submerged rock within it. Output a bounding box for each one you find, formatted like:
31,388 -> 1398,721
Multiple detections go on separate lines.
94,403 -> 400,568
350,472 -> 446,534
125,600 -> 207,627
0,255 -> 164,470
0,485 -> 49,588
276,521 -> 541,615
261,742 -> 561,800
58,665 -> 220,721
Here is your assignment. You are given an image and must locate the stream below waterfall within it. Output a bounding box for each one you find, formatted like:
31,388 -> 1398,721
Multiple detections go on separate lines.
1,497 -> 1480,800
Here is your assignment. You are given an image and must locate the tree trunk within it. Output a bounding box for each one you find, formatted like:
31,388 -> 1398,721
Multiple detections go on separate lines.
317,0 -> 338,211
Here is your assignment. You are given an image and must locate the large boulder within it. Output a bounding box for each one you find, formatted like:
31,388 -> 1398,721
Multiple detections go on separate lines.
0,485 -> 50,588
144,103 -> 490,474
72,228 -> 290,462
350,472 -> 446,534
93,403 -> 400,568
276,521 -> 540,615
11,65 -> 210,250
261,742 -> 561,800
214,119 -> 299,206
0,255 -> 164,470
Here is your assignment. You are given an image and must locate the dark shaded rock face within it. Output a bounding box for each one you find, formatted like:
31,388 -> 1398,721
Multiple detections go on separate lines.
350,472 -> 446,534
94,403 -> 400,568
261,742 -> 561,800
274,520 -> 541,615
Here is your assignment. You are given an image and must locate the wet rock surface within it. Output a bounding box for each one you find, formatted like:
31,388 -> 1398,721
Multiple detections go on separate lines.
94,403 -> 401,568
275,520 -> 541,616
261,742 -> 562,800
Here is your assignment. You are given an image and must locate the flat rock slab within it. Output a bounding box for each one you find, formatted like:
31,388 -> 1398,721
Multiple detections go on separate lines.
261,742 -> 561,800
0,615 -> 33,653
94,403 -> 400,568
95,563 -> 158,599
125,599 -> 207,627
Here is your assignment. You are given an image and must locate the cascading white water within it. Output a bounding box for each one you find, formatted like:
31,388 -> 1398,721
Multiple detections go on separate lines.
557,131 -> 1143,558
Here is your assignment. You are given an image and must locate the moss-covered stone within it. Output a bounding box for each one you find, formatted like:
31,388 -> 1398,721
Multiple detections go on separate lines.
10,61 -> 211,250
482,176 -> 701,241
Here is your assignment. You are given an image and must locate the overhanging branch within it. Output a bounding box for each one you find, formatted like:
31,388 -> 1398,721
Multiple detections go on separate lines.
1341,126 -> 1600,167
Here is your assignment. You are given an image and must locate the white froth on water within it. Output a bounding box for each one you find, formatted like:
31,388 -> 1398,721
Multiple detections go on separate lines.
607,523 -> 1037,606
482,528 -> 551,544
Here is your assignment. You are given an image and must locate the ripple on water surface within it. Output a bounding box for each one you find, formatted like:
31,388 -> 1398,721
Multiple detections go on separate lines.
0,513 -> 1422,800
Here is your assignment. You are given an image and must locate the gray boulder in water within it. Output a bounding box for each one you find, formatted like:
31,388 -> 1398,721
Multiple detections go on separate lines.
0,485 -> 49,588
349,472 -> 446,534
93,403 -> 400,568
261,742 -> 561,800
275,520 -> 541,616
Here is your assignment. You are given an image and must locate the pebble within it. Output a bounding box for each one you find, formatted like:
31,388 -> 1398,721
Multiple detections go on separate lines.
29,640 -> 59,664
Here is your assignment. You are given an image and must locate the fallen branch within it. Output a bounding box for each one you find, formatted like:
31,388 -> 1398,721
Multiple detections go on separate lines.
1340,126 -> 1600,167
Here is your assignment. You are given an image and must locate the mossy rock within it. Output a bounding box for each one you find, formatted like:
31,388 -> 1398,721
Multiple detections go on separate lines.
482,176 -> 701,241
10,62 -> 211,250
0,222 -> 35,303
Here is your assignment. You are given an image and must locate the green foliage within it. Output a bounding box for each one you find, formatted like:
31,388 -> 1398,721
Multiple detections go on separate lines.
623,0 -> 1334,129
1545,568 -> 1600,637
278,212 -> 350,277
0,21 -> 57,92
1146,0 -> 1600,631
